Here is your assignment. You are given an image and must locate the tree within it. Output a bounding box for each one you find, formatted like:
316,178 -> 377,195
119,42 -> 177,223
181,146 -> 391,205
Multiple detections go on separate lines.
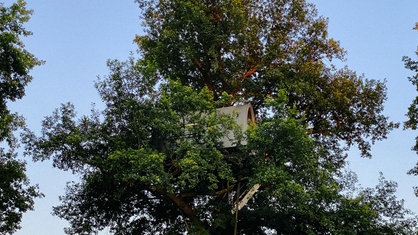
0,1 -> 43,234
24,60 -> 416,234
24,0 -> 414,234
403,23 -> 418,194
136,0 -> 392,159
361,173 -> 418,234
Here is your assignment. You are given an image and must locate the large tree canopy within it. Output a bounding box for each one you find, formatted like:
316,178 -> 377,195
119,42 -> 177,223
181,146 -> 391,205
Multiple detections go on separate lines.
23,0 -> 416,234
24,60 -> 416,234
136,0 -> 392,158
0,0 -> 43,234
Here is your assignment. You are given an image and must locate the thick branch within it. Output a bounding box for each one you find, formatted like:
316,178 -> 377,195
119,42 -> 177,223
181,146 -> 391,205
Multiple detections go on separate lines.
154,187 -> 196,220
168,193 -> 196,220
243,66 -> 257,79
215,184 -> 235,197
193,57 -> 214,92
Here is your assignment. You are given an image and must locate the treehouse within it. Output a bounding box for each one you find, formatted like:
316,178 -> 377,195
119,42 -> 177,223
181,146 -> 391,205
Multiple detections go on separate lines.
216,104 -> 260,214
216,104 -> 255,148
182,104 -> 255,148
182,104 -> 259,213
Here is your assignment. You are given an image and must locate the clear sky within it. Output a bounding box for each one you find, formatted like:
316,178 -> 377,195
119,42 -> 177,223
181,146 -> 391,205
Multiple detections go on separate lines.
5,0 -> 418,234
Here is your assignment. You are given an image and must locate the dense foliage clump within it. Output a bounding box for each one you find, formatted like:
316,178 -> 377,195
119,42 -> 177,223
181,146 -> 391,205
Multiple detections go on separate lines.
0,1 -> 43,234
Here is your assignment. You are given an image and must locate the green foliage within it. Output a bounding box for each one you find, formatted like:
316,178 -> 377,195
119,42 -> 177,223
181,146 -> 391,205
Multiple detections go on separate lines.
0,149 -> 42,234
25,60 -> 416,233
361,173 -> 418,234
403,56 -> 418,132
136,0 -> 392,158
403,27 -> 418,131
0,1 -> 43,234
24,62 -> 240,233
0,0 -> 42,104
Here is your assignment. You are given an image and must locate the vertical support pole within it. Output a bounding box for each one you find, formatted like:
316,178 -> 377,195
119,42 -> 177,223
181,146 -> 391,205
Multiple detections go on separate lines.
234,182 -> 241,235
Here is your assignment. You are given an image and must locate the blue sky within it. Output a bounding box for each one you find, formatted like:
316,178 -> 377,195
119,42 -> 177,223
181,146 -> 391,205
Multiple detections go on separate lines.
6,0 -> 418,234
